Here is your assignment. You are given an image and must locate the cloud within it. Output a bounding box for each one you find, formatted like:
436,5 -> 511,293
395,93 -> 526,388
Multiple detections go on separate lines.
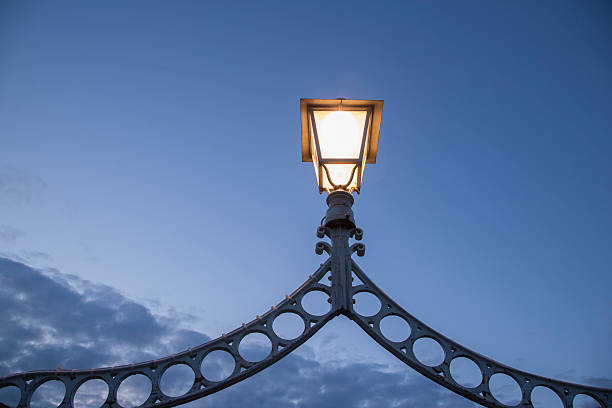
20,251 -> 52,263
188,356 -> 475,408
0,257 -> 208,377
0,257 -> 513,407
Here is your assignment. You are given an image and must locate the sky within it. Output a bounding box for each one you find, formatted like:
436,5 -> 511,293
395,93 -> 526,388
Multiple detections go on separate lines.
0,1 -> 611,407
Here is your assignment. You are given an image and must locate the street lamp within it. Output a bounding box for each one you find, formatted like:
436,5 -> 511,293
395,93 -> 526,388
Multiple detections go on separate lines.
300,98 -> 383,193
0,98 -> 609,408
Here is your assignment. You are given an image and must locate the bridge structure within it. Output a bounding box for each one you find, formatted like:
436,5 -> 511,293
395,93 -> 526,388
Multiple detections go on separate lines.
0,191 -> 609,408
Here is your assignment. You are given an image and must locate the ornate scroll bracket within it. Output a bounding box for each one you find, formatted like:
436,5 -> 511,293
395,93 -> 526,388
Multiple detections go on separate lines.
349,242 -> 365,256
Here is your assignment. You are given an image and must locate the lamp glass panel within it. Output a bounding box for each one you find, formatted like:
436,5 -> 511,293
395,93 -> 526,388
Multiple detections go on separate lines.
313,110 -> 368,159
310,119 -> 321,186
321,163 -> 359,191
357,114 -> 371,188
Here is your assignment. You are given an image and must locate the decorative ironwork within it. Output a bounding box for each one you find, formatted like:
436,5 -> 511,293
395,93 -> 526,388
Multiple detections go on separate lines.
321,163 -> 359,193
1,191 -> 610,408
349,262 -> 610,408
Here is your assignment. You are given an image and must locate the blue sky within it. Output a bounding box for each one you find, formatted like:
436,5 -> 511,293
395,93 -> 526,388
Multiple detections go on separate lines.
0,1 -> 611,407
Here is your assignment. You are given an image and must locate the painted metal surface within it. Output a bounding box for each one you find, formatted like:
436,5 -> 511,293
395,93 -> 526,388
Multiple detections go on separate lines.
1,192 -> 609,408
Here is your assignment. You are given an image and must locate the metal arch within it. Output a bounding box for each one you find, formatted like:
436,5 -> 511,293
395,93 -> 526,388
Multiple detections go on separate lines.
315,190 -> 611,408
347,261 -> 611,408
0,260 -> 336,408
1,192 -> 611,408
313,217 -> 611,408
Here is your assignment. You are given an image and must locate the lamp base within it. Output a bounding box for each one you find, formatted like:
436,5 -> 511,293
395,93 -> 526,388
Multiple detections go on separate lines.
324,191 -> 355,229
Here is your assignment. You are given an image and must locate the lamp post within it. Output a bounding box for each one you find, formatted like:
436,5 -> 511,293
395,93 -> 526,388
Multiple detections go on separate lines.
0,98 -> 610,408
300,98 -> 380,316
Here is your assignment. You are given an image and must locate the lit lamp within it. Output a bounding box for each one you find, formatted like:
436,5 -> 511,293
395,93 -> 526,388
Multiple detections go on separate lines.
301,98 -> 383,194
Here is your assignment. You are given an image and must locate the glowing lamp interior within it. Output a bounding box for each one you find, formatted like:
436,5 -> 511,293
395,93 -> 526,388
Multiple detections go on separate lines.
314,111 -> 367,159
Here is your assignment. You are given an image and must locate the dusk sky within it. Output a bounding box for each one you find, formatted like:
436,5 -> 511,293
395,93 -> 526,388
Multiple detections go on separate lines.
1,1 -> 611,407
